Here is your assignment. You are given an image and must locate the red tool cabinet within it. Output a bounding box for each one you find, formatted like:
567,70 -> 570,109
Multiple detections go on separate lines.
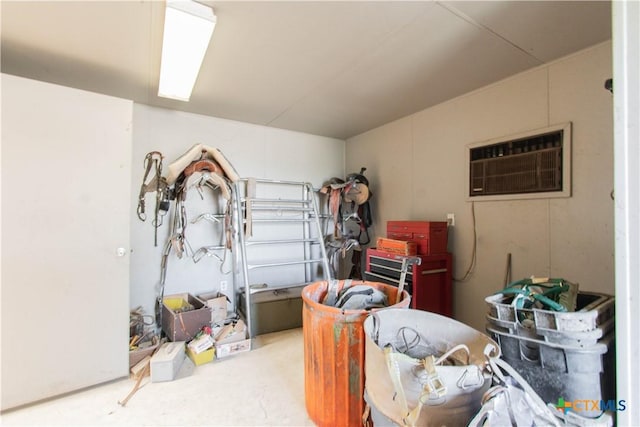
387,220 -> 448,255
364,248 -> 453,317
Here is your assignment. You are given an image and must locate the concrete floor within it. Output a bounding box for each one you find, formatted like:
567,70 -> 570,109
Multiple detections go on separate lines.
0,328 -> 313,426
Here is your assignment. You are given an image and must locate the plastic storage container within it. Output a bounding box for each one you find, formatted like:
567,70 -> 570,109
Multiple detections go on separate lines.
486,291 -> 614,332
485,291 -> 615,347
302,280 -> 410,427
487,325 -> 616,419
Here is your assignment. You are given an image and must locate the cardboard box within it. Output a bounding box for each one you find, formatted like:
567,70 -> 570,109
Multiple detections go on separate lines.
197,291 -> 228,324
215,320 -> 251,358
216,338 -> 251,358
162,293 -> 211,341
214,319 -> 246,344
188,334 -> 215,354
150,341 -> 185,382
186,346 -> 215,366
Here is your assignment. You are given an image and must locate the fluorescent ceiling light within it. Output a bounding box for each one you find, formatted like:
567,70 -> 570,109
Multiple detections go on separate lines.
158,0 -> 216,101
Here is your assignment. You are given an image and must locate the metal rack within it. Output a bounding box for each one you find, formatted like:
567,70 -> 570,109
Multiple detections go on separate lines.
233,179 -> 332,338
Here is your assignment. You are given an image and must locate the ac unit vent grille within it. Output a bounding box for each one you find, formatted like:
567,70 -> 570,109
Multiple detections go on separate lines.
469,129 -> 564,197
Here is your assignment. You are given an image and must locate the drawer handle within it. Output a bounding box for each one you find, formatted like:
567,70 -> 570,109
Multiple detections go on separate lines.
371,263 -> 414,276
422,268 -> 448,275
388,232 -> 412,238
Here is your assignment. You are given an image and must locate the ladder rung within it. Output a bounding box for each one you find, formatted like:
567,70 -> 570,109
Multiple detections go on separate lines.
248,206 -> 313,212
249,218 -> 314,223
246,198 -> 311,204
239,178 -> 315,187
245,238 -> 320,246
243,281 -> 321,295
247,259 -> 324,270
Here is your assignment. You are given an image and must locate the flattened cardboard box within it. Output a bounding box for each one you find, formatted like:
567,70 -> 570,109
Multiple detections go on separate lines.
162,293 -> 211,342
197,291 -> 228,324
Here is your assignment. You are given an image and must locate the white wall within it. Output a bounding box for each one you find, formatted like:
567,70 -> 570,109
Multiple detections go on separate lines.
130,104 -> 344,319
346,42 -> 614,331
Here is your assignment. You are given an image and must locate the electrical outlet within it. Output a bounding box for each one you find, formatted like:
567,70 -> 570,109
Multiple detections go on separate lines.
220,280 -> 228,292
447,213 -> 455,227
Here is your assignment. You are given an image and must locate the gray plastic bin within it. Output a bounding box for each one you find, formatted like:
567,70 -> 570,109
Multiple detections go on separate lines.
486,291 -> 614,332
487,325 -> 616,419
485,291 -> 615,347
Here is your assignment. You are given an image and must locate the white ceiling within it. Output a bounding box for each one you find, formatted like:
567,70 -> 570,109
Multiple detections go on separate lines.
1,1 -> 611,140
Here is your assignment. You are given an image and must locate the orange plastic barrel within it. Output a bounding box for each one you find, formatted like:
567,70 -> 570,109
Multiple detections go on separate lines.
302,280 -> 410,427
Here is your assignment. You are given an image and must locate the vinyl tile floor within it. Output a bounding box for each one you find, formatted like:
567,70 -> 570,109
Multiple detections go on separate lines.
1,328 -> 314,427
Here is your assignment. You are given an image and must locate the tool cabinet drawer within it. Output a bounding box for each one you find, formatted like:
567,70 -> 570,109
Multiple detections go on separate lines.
367,255 -> 415,282
365,249 -> 453,316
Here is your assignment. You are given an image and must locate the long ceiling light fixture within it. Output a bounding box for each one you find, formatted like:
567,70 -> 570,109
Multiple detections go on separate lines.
158,0 -> 216,101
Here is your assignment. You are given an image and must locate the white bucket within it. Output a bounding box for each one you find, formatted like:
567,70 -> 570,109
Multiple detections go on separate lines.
363,308 -> 500,427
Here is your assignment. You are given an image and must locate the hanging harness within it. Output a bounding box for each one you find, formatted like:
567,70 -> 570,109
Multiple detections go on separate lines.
321,167 -> 374,280
137,151 -> 170,246
320,167 -> 373,244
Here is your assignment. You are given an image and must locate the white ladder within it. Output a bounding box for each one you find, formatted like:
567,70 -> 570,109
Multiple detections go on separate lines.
233,179 -> 332,338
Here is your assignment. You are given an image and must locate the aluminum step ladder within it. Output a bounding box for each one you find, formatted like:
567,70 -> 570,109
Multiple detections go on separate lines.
233,178 -> 332,338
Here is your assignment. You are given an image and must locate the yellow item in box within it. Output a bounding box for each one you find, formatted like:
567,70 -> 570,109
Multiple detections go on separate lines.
186,346 -> 215,366
164,297 -> 191,311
